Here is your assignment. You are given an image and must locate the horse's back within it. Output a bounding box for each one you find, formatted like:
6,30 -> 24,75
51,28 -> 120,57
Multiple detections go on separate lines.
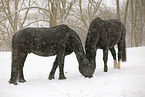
104,19 -> 123,47
12,25 -> 72,55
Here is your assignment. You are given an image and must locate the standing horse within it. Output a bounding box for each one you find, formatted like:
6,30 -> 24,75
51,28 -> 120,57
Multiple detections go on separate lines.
9,24 -> 93,85
85,17 -> 126,73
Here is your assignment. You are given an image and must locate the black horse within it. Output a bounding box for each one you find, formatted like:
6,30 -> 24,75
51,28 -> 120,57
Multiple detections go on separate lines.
9,24 -> 93,85
85,17 -> 126,73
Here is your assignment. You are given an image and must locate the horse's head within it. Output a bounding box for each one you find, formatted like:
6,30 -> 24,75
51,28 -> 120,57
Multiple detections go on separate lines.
79,57 -> 95,78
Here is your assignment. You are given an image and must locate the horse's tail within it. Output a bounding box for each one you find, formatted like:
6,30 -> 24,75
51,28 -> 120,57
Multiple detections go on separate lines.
122,39 -> 127,62
121,25 -> 127,62
114,19 -> 127,62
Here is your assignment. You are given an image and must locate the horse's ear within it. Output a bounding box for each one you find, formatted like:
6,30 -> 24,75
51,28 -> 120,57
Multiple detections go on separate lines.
96,17 -> 101,20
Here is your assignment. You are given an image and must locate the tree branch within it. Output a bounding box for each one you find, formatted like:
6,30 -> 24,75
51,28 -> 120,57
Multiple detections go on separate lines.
0,6 -> 54,23
23,20 -> 50,28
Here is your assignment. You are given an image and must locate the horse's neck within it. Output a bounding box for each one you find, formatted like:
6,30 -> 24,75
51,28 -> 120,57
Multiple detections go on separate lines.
72,42 -> 86,66
69,33 -> 87,66
75,50 -> 86,66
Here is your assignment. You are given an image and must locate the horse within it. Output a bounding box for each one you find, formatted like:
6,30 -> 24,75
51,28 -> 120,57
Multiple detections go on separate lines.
9,24 -> 93,85
85,17 -> 126,73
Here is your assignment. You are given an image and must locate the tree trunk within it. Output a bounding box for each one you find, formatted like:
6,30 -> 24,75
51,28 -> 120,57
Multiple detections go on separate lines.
50,0 -> 57,27
130,0 -> 138,47
14,0 -> 19,32
116,0 -> 121,20
124,0 -> 129,25
79,0 -> 88,28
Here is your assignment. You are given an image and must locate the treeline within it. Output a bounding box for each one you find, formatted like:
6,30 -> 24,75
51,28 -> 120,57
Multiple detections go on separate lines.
0,0 -> 144,51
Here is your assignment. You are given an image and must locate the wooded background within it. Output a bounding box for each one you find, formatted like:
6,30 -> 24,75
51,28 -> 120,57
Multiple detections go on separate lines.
0,0 -> 144,51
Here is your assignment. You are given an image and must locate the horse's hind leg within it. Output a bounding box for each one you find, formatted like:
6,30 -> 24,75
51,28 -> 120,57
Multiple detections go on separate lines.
9,49 -> 27,85
103,49 -> 109,72
9,49 -> 19,85
18,53 -> 28,83
9,59 -> 18,85
117,40 -> 124,69
8,50 -> 18,84
109,47 -> 117,69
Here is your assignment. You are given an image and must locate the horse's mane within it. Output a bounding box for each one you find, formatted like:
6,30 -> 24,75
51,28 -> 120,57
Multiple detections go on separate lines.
89,17 -> 104,29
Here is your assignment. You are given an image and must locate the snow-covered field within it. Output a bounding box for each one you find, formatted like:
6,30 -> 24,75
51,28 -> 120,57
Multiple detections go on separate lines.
0,47 -> 145,97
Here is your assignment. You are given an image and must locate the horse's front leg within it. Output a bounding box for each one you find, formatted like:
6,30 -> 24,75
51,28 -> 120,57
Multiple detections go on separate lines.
58,59 -> 66,80
57,49 -> 66,80
49,52 -> 66,80
48,56 -> 59,80
52,45 -> 66,80
57,51 -> 66,79
103,49 -> 109,72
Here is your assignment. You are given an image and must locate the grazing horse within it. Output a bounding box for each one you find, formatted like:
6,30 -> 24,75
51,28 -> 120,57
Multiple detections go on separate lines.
85,17 -> 126,73
9,24 -> 93,85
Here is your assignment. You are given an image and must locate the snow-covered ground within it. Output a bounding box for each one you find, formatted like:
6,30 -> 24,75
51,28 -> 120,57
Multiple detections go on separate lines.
0,47 -> 145,97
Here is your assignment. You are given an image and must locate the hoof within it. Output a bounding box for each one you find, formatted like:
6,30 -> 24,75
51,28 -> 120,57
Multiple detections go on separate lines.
59,76 -> 66,80
104,67 -> 108,72
9,80 -> 18,85
117,61 -> 121,69
114,65 -> 117,69
114,60 -> 118,69
85,75 -> 93,78
48,75 -> 55,80
117,65 -> 120,69
19,79 -> 26,83
104,70 -> 108,72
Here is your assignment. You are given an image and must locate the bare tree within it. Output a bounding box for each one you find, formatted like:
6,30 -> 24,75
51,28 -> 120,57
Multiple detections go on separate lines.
43,0 -> 76,27
65,0 -> 102,45
77,0 -> 102,29
0,0 -> 49,50
0,0 -> 21,46
0,0 -> 77,50
72,0 -> 102,34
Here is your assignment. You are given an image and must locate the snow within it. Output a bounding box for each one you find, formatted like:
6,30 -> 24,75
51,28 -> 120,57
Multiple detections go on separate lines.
0,47 -> 145,97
